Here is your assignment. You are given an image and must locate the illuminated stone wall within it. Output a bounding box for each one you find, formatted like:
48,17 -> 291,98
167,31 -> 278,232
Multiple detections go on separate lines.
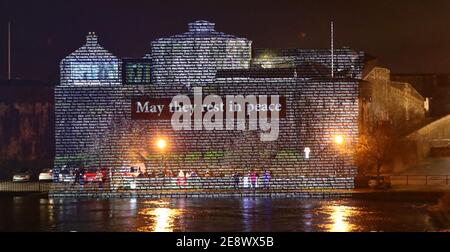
361,67 -> 426,134
252,48 -> 364,79
60,32 -> 121,86
147,20 -> 251,87
55,78 -> 359,190
54,21 -> 364,193
391,73 -> 450,118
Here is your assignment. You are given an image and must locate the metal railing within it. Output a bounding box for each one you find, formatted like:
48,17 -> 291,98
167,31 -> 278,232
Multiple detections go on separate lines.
390,175 -> 450,186
2,176 -> 448,193
0,182 -> 51,192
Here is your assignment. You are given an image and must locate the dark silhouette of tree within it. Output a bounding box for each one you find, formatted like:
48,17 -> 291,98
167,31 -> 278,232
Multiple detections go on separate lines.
356,121 -> 398,182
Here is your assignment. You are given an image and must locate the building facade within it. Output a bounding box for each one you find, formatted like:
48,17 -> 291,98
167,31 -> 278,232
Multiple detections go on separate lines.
54,21 -> 365,191
361,67 -> 426,135
391,73 -> 450,118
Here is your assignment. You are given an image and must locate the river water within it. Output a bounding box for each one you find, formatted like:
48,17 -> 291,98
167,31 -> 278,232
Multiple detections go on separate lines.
0,195 -> 446,232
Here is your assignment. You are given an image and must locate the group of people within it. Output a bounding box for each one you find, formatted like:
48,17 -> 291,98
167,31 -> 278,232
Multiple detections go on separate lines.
175,169 -> 201,187
233,170 -> 272,189
161,168 -> 273,189
70,166 -> 272,190
148,169 -> 201,179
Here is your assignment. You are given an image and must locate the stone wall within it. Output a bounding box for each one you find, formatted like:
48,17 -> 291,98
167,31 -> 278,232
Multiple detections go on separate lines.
406,114 -> 450,161
60,32 -> 121,86
55,76 -> 360,190
391,73 -> 450,118
54,21 -> 363,192
148,20 -> 251,87
252,48 -> 364,79
361,67 -> 426,134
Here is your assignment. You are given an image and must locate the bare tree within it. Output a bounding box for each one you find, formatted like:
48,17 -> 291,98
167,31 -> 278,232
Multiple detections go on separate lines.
356,121 -> 398,183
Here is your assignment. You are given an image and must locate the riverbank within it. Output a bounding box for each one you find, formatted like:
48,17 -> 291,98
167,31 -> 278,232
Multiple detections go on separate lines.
46,185 -> 450,200
1,182 -> 448,200
1,194 -> 444,232
1,190 -> 445,201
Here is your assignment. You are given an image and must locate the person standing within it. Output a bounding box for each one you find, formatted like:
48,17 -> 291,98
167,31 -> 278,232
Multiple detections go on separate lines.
232,172 -> 240,189
79,166 -> 85,186
263,170 -> 271,189
74,168 -> 80,185
190,170 -> 200,189
177,170 -> 185,188
250,170 -> 257,189
98,169 -> 104,189
243,171 -> 251,189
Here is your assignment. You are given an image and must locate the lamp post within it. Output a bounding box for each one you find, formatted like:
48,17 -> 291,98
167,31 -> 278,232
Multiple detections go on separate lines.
333,135 -> 345,175
156,138 -> 167,172
307,134 -> 346,177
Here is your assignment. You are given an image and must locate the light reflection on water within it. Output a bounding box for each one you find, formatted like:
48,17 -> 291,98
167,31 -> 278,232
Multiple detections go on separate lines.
326,205 -> 356,232
137,200 -> 183,232
0,196 -> 444,232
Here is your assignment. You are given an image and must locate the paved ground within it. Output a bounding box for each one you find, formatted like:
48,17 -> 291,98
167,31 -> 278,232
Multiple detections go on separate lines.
397,157 -> 450,175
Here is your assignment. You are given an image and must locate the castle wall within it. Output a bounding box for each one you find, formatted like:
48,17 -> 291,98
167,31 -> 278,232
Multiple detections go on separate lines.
361,67 -> 426,134
149,21 -> 251,86
53,21 -> 362,191
54,76 -> 360,189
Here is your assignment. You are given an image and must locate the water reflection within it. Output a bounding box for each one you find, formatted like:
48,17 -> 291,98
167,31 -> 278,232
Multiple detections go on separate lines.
154,208 -> 175,232
324,205 -> 357,232
40,198 -> 55,226
0,196 -> 440,232
137,200 -> 183,232
241,198 -> 256,232
129,198 -> 137,210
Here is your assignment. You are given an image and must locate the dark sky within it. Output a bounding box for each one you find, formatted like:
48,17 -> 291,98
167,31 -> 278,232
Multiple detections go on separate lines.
1,0 -> 450,81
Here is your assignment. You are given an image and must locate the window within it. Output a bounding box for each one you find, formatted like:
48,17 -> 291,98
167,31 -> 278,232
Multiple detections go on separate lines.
70,62 -> 118,80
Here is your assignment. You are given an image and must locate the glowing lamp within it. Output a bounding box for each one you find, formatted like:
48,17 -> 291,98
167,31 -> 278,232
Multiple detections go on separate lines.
334,135 -> 344,145
156,138 -> 167,151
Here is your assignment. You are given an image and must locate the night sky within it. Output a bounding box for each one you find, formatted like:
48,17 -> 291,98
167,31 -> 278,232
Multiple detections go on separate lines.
1,0 -> 450,82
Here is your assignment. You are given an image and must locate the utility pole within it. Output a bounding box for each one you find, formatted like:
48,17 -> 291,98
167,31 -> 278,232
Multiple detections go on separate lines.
8,21 -> 11,80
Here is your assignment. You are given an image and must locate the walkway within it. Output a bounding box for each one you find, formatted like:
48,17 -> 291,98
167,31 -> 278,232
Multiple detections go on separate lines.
397,157 -> 450,175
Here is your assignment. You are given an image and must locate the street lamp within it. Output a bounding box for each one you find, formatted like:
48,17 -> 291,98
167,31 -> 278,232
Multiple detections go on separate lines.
304,134 -> 347,176
334,135 -> 344,146
155,138 -> 168,175
157,138 -> 167,151
333,135 -> 345,175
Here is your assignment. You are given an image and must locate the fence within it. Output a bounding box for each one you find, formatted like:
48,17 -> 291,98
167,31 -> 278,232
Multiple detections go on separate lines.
0,182 -> 51,192
390,175 -> 450,186
51,176 -> 354,192
48,176 -> 355,198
